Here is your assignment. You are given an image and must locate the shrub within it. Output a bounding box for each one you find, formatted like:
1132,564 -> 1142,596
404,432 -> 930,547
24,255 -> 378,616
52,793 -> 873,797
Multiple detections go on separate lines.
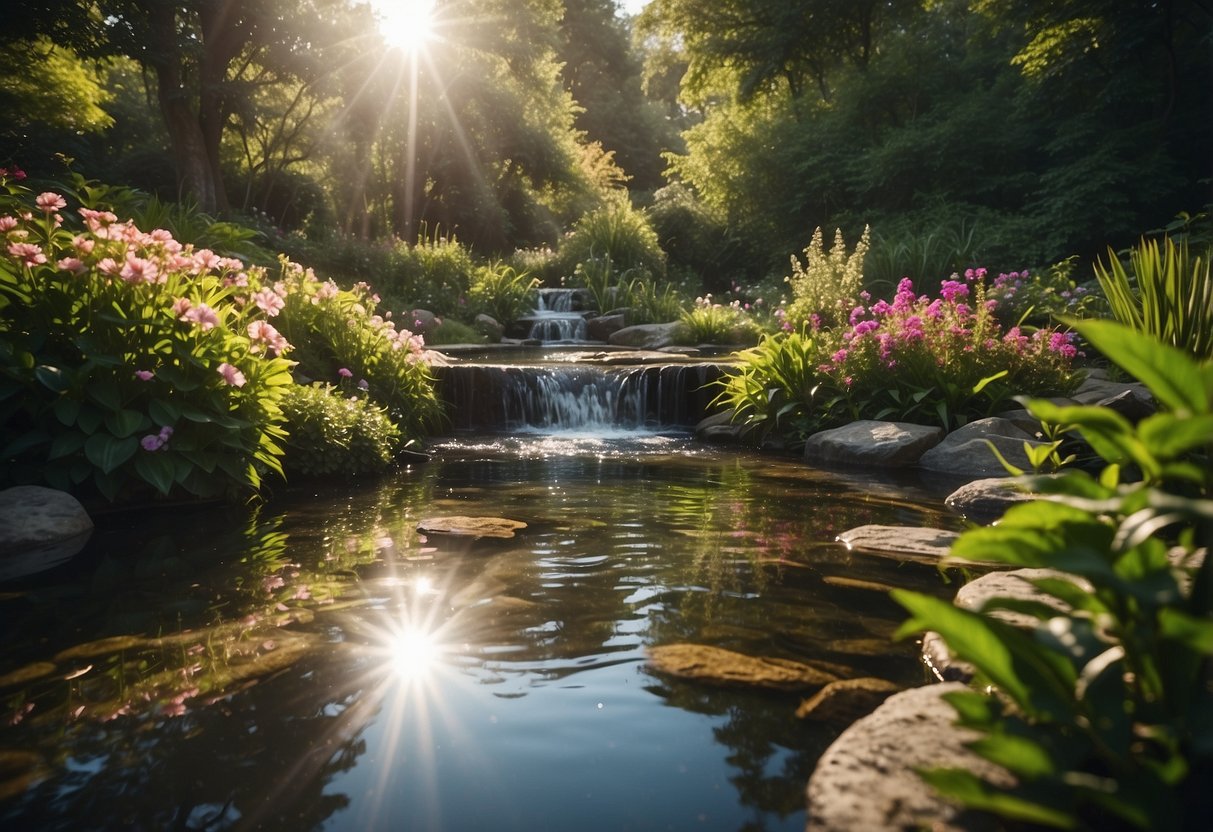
1094,235 -> 1213,361
678,296 -> 761,345
816,273 -> 1081,429
711,332 -> 823,439
894,319 -> 1213,830
631,280 -> 688,326
559,200 -> 667,279
466,261 -> 539,324
273,270 -> 443,439
646,183 -> 753,290
0,176 -> 294,501
986,257 -> 1104,329
784,226 -> 870,330
279,383 -> 401,477
572,255 -> 639,315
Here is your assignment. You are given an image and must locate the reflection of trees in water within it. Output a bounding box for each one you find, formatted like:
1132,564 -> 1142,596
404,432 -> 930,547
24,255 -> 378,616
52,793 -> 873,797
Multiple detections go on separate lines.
3,649 -> 374,830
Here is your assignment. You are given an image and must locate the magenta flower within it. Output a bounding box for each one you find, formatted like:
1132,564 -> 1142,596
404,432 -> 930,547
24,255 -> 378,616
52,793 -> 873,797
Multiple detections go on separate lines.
134,369 -> 155,381
181,303 -> 220,331
338,367 -> 353,378
7,242 -> 46,267
939,280 -> 969,303
217,362 -> 247,387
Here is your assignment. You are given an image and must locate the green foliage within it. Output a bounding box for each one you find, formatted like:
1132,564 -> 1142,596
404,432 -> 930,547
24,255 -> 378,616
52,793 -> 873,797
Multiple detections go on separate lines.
784,226 -> 869,329
867,218 -> 989,293
1094,235 -> 1213,361
467,261 -> 539,324
278,383 -> 401,478
630,280 -> 687,326
559,199 -> 667,279
986,258 -> 1104,329
385,232 -> 478,314
0,176 -> 293,501
894,320 -> 1213,830
273,269 -> 442,440
711,332 -> 822,439
646,183 -> 754,291
0,37 -> 113,134
423,318 -> 486,346
678,298 -> 760,346
572,255 -> 637,315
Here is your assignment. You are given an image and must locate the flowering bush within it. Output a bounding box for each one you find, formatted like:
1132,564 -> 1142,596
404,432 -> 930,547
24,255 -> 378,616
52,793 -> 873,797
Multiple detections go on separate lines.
784,226 -> 870,330
816,272 -> 1082,428
986,257 -> 1103,328
714,268 -> 1084,442
0,176 -> 294,500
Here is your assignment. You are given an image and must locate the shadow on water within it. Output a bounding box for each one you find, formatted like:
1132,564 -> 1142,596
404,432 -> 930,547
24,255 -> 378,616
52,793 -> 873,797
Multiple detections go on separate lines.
0,436 -> 963,831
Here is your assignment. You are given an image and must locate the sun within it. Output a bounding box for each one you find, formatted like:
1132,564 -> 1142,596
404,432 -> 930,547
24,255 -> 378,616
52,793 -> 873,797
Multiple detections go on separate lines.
370,0 -> 438,52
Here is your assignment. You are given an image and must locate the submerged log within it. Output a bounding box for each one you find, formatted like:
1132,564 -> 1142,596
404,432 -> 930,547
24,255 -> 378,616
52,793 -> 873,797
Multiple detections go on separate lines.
646,643 -> 843,691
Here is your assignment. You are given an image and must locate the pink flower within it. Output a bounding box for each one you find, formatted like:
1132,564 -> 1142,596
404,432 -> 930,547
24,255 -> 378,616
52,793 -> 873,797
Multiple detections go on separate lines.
72,235 -> 95,255
134,369 -> 155,381
252,288 -> 285,317
0,216 -> 17,232
217,362 -> 246,387
35,192 -> 67,213
97,258 -> 120,276
181,303 -> 220,331
7,242 -> 46,267
120,253 -> 159,285
338,367 -> 353,378
247,320 -> 290,355
939,280 -> 969,303
193,249 -> 221,272
171,297 -> 192,317
57,257 -> 86,275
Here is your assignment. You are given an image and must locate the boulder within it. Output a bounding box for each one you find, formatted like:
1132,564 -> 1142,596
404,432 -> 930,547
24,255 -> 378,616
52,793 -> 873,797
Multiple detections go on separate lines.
473,313 -> 504,342
944,476 -> 1038,524
836,525 -> 959,565
607,321 -> 683,350
918,417 -> 1046,478
408,308 -> 441,335
694,411 -> 746,444
586,313 -> 627,342
805,420 -> 944,468
806,683 -> 1014,832
0,486 -> 93,582
645,643 -> 843,691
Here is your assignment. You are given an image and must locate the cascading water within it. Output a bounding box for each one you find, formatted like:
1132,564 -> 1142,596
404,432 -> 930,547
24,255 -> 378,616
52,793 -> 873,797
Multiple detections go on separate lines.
522,288 -> 589,342
437,359 -> 728,433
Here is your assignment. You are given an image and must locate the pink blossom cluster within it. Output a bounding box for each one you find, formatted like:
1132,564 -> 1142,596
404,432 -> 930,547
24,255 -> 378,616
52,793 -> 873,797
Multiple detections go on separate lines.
141,425 -> 174,452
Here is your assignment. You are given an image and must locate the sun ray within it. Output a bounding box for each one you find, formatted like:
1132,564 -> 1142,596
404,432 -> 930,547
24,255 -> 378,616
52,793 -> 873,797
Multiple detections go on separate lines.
369,0 -> 438,52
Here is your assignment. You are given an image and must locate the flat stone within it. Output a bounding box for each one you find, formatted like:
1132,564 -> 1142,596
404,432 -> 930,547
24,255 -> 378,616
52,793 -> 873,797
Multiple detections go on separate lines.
416,516 -> 527,540
944,476 -> 1038,524
918,417 -> 1046,477
646,643 -> 842,691
836,525 -> 959,565
795,677 -> 902,722
806,683 -> 1014,832
607,321 -> 683,350
1072,376 -> 1153,409
0,486 -> 93,581
805,420 -> 945,468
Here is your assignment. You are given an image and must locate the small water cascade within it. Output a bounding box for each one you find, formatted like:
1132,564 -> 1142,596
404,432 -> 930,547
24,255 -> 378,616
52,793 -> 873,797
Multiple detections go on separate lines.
438,360 -> 728,432
519,288 -> 589,342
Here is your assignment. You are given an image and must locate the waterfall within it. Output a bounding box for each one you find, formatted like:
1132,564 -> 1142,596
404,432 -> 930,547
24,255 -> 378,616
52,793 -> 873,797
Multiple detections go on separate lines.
437,362 -> 728,433
509,288 -> 593,343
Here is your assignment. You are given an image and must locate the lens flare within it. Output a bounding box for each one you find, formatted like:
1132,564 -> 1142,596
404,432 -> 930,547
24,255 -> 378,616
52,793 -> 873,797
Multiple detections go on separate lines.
370,0 -> 437,52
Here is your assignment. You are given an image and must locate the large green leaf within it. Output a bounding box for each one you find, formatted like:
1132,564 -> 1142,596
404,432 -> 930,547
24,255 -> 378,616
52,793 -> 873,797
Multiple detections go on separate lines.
34,364 -> 72,393
87,380 -> 123,412
84,433 -> 138,474
1137,413 -> 1213,460
52,396 -> 80,426
104,408 -> 148,439
134,451 -> 175,496
916,768 -> 1076,829
48,431 -> 87,460
1070,319 -> 1205,414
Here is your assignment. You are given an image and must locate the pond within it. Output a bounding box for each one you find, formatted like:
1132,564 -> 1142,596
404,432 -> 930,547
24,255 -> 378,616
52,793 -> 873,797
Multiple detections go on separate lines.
0,430 -> 963,831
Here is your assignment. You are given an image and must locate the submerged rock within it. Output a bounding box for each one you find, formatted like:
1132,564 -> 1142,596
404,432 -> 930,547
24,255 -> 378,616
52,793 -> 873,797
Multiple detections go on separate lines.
805,420 -> 944,467
795,677 -> 902,722
417,515 -> 528,540
836,525 -> 959,565
0,486 -> 93,582
646,643 -> 842,691
806,683 -> 1014,831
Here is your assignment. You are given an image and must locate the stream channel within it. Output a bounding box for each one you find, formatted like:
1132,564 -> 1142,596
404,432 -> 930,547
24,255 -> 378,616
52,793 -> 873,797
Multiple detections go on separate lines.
0,347 -> 964,831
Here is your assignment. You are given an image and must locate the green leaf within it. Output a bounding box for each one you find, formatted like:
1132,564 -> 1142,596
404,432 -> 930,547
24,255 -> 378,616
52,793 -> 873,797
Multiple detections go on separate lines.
87,381 -> 122,412
34,364 -> 71,392
1,430 -> 50,458
1158,608 -> 1213,654
972,369 -> 1009,395
76,404 -> 103,435
1070,319 -> 1206,414
48,431 -> 87,460
1137,413 -> 1213,460
134,451 -> 175,496
52,396 -> 80,426
84,433 -> 138,474
968,733 -> 1056,779
104,408 -> 147,439
148,398 -> 181,426
916,768 -> 1077,829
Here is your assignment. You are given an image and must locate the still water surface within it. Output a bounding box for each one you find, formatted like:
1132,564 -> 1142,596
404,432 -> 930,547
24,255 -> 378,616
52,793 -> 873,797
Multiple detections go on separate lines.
1,434 -> 961,831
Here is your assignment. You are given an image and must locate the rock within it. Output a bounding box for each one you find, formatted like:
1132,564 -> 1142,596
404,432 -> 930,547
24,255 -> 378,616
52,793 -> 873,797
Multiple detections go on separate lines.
796,677 -> 902,722
944,476 -> 1038,524
607,321 -> 684,350
836,525 -> 960,565
1092,387 -> 1157,422
417,516 -> 527,540
805,420 -> 944,467
918,417 -> 1046,478
473,313 -> 504,342
694,410 -> 747,444
0,486 -> 93,582
806,683 -> 1014,832
1073,376 -> 1153,411
922,568 -> 1092,682
586,313 -> 627,341
408,308 -> 441,335
646,643 -> 842,691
